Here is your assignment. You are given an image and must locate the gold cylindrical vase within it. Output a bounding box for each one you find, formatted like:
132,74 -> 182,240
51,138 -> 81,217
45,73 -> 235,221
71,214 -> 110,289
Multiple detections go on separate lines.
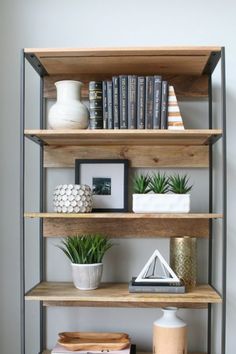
170,237 -> 197,290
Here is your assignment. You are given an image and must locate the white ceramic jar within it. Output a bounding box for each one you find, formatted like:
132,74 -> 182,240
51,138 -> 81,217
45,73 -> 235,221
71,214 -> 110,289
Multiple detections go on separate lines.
153,307 -> 187,354
48,80 -> 89,129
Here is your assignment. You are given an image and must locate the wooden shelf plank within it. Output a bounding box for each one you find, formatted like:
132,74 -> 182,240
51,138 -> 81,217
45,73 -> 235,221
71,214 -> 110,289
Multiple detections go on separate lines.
25,282 -> 221,309
43,74 -> 209,99
24,46 -> 221,76
44,145 -> 209,168
24,212 -> 222,237
25,129 -> 222,147
43,350 -> 205,354
25,212 -> 222,219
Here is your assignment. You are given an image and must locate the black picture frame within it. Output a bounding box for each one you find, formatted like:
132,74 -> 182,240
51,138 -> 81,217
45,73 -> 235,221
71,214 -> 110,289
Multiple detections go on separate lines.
75,159 -> 129,212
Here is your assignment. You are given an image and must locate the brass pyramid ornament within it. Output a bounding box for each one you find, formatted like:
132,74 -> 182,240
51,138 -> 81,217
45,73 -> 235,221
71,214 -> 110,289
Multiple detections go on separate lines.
135,249 -> 180,284
168,86 -> 185,130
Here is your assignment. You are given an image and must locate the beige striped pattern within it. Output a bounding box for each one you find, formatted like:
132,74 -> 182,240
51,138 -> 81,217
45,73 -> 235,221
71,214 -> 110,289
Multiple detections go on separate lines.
168,86 -> 184,130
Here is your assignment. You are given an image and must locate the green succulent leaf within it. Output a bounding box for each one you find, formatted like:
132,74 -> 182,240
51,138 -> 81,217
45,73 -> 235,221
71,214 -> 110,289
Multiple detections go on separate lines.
169,174 -> 192,194
57,234 -> 114,264
149,173 -> 169,194
133,174 -> 151,194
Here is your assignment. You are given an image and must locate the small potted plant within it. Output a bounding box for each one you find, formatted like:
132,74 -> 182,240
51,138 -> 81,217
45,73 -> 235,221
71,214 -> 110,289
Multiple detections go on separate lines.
133,173 -> 169,213
168,174 -> 192,212
58,234 -> 113,290
132,173 -> 192,213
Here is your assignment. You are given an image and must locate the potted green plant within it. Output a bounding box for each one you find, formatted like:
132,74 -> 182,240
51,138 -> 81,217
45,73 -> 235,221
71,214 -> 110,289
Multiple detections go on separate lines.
132,173 -> 192,213
58,234 -> 113,290
168,174 -> 192,212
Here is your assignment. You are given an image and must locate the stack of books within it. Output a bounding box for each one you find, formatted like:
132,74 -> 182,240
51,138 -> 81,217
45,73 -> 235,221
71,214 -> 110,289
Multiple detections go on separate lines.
89,76 -> 170,130
129,277 -> 185,294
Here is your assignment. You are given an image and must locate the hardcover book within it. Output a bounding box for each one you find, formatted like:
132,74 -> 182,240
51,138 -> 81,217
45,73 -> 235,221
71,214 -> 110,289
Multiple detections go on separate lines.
128,75 -> 137,129
145,76 -> 154,129
102,81 -> 108,129
129,278 -> 185,294
107,80 -> 113,129
113,76 -> 120,129
153,75 -> 162,129
119,75 -> 128,129
137,76 -> 145,129
89,81 -> 103,129
160,81 -> 169,129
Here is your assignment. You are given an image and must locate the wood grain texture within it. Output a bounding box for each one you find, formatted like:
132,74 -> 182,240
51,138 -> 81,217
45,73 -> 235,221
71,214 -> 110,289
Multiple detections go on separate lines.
44,145 -> 209,168
25,282 -> 221,308
42,350 -> 205,354
24,46 -> 221,76
24,212 -> 223,219
41,218 -> 209,238
24,46 -> 221,55
43,74 -> 209,99
25,129 -> 222,147
23,213 -> 222,238
57,332 -> 130,351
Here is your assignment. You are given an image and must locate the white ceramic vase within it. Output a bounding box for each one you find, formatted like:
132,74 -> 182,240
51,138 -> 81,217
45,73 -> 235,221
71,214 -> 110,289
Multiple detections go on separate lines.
48,80 -> 89,129
132,194 -> 190,213
71,263 -> 103,290
153,307 -> 187,354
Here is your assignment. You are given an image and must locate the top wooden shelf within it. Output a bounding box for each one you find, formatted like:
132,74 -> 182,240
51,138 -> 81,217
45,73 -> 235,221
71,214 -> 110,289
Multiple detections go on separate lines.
24,46 -> 222,76
25,129 -> 222,147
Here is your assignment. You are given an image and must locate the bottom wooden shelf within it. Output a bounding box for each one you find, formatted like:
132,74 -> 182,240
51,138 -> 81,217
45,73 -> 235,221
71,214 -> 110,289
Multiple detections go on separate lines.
42,350 -> 205,354
25,282 -> 221,309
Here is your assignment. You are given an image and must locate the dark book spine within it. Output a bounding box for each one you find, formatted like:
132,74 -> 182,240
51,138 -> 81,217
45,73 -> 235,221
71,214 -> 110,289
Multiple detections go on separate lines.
89,81 -> 103,129
128,75 -> 137,129
112,76 -> 120,129
153,75 -> 162,129
119,75 -> 128,129
145,76 -> 154,129
102,81 -> 108,129
137,76 -> 145,129
107,80 -> 113,129
160,81 -> 169,129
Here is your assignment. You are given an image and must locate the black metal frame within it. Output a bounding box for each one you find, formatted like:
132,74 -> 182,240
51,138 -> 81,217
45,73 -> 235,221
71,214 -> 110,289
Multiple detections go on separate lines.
207,47 -> 227,354
20,50 -> 46,354
20,48 -> 227,354
221,46 -> 227,354
20,49 -> 25,354
208,72 -> 213,354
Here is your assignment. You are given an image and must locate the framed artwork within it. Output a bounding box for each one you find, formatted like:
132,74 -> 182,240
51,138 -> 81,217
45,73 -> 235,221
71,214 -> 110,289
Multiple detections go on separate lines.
75,159 -> 129,212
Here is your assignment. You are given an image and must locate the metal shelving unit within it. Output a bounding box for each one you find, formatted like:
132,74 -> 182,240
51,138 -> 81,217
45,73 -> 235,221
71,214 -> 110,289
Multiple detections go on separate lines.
20,47 -> 226,354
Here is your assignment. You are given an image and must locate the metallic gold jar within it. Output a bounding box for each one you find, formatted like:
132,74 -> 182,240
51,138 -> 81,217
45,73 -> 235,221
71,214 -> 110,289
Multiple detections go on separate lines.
170,236 -> 197,290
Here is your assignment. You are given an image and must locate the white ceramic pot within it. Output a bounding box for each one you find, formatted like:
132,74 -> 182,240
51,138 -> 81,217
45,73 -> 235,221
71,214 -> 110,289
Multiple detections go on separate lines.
153,307 -> 187,354
48,80 -> 89,129
71,263 -> 103,290
132,194 -> 190,213
53,184 -> 93,213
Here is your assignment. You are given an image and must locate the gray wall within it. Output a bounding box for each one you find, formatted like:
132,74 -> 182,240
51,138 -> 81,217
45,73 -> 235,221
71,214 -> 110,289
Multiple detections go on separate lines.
0,0 -> 234,353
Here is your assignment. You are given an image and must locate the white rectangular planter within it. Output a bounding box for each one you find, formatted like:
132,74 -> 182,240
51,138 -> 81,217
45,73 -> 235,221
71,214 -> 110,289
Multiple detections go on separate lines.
132,193 -> 190,213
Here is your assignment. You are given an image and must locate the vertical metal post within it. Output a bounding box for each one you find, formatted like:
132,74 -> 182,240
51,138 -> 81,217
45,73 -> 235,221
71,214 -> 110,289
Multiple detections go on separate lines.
20,49 -> 25,354
221,46 -> 227,354
207,74 -> 213,354
39,76 -> 46,352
